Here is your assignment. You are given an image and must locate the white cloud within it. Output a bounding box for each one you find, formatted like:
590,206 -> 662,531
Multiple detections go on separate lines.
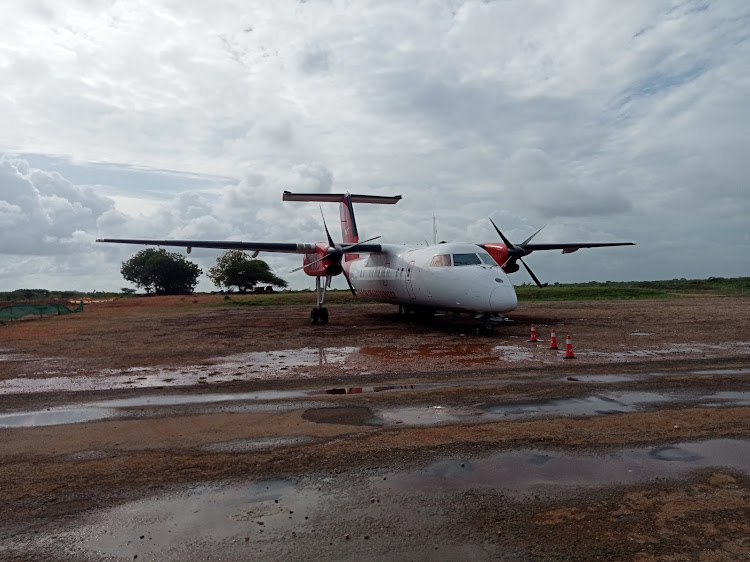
0,1 -> 749,291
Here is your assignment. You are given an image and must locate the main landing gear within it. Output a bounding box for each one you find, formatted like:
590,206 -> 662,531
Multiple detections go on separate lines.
311,276 -> 331,325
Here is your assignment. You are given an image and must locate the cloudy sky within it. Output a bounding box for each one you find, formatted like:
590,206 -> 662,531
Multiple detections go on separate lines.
1,0 -> 748,293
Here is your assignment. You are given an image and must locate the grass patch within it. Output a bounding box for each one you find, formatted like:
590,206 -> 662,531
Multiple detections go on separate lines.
3,277 -> 747,308
515,277 -> 750,301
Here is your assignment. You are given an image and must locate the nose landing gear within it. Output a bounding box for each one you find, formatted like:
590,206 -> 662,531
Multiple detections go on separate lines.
475,322 -> 494,336
474,313 -> 513,335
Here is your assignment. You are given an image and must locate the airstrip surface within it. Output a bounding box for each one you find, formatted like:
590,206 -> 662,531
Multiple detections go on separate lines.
1,295 -> 749,560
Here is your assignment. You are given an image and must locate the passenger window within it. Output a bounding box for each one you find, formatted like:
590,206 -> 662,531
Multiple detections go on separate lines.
430,254 -> 451,267
452,253 -> 481,266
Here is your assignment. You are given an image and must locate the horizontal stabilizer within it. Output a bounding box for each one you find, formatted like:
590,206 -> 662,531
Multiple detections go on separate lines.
283,191 -> 401,205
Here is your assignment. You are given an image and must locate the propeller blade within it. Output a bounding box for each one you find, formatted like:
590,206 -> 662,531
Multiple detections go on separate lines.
342,269 -> 357,296
519,225 -> 546,249
342,235 -> 381,252
290,260 -> 317,273
320,206 -> 335,247
488,217 -> 514,248
520,258 -> 548,288
289,253 -> 333,272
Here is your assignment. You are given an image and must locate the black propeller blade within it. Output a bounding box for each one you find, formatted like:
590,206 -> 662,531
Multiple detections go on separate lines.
342,269 -> 357,296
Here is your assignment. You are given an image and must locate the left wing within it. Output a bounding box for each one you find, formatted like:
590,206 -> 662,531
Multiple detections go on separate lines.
481,218 -> 636,288
513,241 -> 635,255
95,238 -> 384,254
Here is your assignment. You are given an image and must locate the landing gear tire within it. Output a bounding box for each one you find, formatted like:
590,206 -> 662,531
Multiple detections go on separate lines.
311,308 -> 328,325
475,323 -> 495,336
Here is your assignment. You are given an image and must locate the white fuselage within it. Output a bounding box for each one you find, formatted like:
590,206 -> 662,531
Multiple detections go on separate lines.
347,242 -> 517,314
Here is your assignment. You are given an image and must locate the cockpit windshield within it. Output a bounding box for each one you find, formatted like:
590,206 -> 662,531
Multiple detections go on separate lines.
479,253 -> 498,266
430,252 -> 498,267
452,253 -> 482,266
429,254 -> 451,267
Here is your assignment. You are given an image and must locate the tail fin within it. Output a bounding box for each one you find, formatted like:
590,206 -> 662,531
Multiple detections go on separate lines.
283,192 -> 401,244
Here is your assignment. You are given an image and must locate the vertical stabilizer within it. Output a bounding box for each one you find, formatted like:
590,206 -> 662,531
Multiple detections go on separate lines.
339,194 -> 358,244
283,191 -> 401,247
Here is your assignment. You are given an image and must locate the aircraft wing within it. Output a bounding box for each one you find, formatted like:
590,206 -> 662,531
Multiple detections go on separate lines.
96,238 -> 384,254
521,242 -> 636,254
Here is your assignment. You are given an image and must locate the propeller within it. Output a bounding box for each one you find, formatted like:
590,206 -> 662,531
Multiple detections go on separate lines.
488,217 -> 549,288
289,208 -> 380,287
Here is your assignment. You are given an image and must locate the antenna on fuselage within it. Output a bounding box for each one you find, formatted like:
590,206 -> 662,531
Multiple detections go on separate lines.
432,214 -> 437,246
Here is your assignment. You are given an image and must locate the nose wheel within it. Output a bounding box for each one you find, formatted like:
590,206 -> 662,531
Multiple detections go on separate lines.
475,322 -> 495,336
474,313 -> 511,335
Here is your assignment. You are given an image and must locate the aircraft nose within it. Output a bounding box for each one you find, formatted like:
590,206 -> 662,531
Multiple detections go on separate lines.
490,284 -> 517,312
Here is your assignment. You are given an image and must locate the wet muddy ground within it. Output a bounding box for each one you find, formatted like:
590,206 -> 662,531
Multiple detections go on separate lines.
1,295 -> 749,560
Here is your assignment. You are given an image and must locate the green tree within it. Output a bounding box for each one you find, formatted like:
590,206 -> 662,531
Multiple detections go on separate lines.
208,250 -> 288,293
121,248 -> 202,295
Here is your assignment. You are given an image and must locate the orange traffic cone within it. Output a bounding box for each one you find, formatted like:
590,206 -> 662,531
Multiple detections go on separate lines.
549,329 -> 559,350
528,324 -> 539,342
564,334 -> 576,359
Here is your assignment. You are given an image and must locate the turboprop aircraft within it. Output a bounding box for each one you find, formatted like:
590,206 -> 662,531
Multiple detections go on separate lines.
97,191 -> 634,334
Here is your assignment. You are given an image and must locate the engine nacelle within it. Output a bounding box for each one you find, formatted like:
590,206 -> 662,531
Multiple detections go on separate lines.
504,262 -> 520,274
482,243 -> 508,269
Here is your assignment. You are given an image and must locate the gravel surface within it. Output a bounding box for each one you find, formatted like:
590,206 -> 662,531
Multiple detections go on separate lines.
0,295 -> 749,561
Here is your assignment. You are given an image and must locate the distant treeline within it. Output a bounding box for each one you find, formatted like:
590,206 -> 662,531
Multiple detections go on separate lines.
514,277 -> 750,301
0,289 -> 122,303
1,277 -> 748,304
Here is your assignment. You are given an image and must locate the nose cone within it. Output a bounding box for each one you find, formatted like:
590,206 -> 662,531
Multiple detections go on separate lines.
490,284 -> 517,312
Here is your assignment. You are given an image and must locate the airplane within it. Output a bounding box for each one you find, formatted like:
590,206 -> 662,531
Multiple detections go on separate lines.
97,191 -> 635,334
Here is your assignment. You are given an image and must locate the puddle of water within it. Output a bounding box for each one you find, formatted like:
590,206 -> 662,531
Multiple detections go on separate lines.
0,407 -> 119,428
0,388 -> 326,428
0,352 -> 37,362
312,384 -> 421,395
492,345 -> 536,361
0,347 -> 362,395
373,389 -> 750,427
374,438 -> 750,499
585,342 -> 750,362
483,391 -> 679,419
0,381 -> 475,428
360,344 -> 560,364
373,392 -> 677,427
629,332 -> 652,336
78,479 -> 321,560
561,374 -> 637,383
692,368 -> 750,376
200,436 -> 317,453
698,391 -> 750,407
53,438 -> 750,560
359,344 -> 493,359
5,385 -> 750,429
373,405 -> 484,426
221,347 -> 358,371
0,373 -> 239,395
94,390 -> 310,408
